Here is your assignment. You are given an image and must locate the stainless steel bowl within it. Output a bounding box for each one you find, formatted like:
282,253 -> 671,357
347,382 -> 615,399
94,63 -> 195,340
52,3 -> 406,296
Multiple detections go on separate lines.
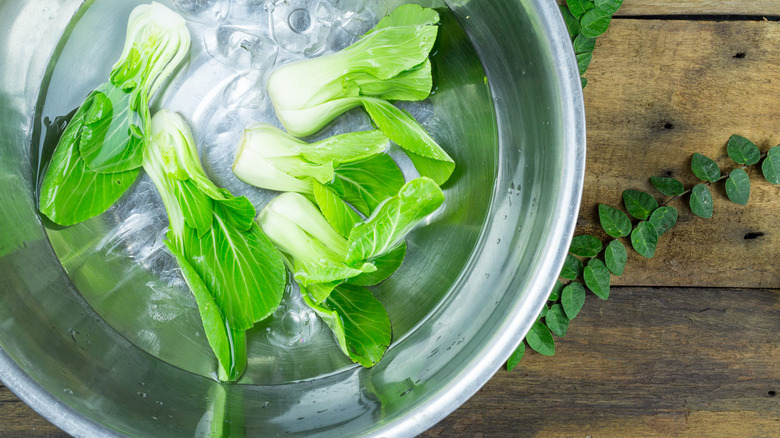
0,0 -> 584,436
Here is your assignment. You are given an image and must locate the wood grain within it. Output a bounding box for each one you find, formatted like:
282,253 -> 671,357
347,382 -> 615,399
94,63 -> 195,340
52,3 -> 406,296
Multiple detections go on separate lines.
427,286 -> 780,437
558,0 -> 780,16
579,19 -> 780,288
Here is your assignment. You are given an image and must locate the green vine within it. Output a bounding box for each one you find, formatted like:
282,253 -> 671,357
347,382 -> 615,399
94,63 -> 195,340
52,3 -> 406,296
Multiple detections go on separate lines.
507,1 -> 780,370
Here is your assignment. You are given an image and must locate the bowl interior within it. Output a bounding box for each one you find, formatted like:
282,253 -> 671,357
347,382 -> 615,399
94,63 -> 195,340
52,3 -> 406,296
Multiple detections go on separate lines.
0,0 -> 583,436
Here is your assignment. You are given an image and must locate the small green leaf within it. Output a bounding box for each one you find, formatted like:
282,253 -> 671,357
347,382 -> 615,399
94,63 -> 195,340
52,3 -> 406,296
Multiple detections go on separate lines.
526,321 -> 555,356
604,240 -> 627,276
576,52 -> 592,76
545,304 -> 570,337
549,280 -> 564,301
649,176 -> 685,197
507,342 -> 525,371
623,190 -> 658,220
725,168 -> 750,205
561,282 -> 586,320
631,221 -> 658,258
648,206 -> 678,236
689,184 -> 714,218
566,0 -> 595,19
581,76 -> 588,88
559,5 -> 581,38
579,9 -> 612,38
537,305 -> 549,320
594,0 -> 623,15
598,204 -> 632,238
762,146 -> 780,185
691,153 -> 721,183
569,234 -> 603,257
560,253 -> 583,280
727,135 -> 761,166
583,259 -> 610,300
573,33 -> 596,54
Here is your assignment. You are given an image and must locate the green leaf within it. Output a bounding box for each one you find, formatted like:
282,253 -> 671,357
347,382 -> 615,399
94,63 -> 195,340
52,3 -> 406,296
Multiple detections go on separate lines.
347,241 -> 407,286
762,146 -> 780,185
318,284 -> 392,367
559,5 -> 581,39
332,153 -> 405,216
526,321 -> 555,356
166,241 -> 245,381
566,0 -> 595,19
583,258 -> 610,300
370,4 -> 440,33
579,9 -> 612,38
561,282 -> 586,320
689,184 -> 714,218
346,177 -> 444,264
549,280 -> 565,301
545,303 -> 570,337
648,206 -> 678,236
598,204 -> 632,238
726,135 -> 761,166
604,239 -> 627,276
581,76 -> 588,88
569,234 -> 603,257
622,189 -> 658,220
691,153 -> 721,183
537,304 -> 549,320
576,52 -> 593,76
78,83 -> 147,173
631,221 -> 658,258
507,342 -> 525,371
361,97 -> 454,185
313,180 -> 360,237
594,0 -> 623,15
725,168 -> 750,205
649,176 -> 685,197
38,110 -> 140,226
573,33 -> 596,54
560,253 -> 584,280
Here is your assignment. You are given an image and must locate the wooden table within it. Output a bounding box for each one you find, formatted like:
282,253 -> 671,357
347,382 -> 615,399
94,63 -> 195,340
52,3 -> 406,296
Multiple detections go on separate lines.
2,1 -> 778,436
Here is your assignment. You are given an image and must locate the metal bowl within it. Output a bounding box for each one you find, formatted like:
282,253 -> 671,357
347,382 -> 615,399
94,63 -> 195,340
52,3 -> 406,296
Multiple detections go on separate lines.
0,0 -> 584,436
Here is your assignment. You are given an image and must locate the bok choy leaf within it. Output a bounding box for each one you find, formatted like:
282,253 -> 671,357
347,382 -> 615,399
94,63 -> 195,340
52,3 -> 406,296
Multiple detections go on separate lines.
144,110 -> 286,382
39,2 -> 190,226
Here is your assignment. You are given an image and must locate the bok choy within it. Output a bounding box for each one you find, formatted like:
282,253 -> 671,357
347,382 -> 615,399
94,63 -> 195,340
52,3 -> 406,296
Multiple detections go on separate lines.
265,4 -> 455,185
143,110 -> 286,382
39,2 -> 190,225
258,177 -> 444,367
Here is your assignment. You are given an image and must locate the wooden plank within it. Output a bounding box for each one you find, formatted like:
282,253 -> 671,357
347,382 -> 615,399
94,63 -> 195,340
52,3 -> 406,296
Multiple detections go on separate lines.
0,387 -> 66,437
557,0 -> 780,16
428,286 -> 780,436
579,19 -> 780,288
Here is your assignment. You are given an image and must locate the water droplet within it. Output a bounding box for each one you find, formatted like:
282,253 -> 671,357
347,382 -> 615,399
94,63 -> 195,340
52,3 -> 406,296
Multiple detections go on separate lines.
63,388 -> 73,395
288,9 -> 312,34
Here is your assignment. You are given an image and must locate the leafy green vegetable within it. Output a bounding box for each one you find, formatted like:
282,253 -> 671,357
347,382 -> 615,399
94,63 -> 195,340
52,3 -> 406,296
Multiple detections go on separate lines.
762,146 -> 780,184
691,153 -> 721,183
39,3 -> 190,225
569,234 -> 603,257
690,184 -> 714,218
346,242 -> 407,287
576,52 -> 593,75
583,259 -> 610,300
332,153 -> 406,216
232,123 -> 388,194
346,177 -> 445,264
631,221 -> 658,258
579,8 -> 612,38
506,342 -> 526,371
573,33 -> 596,54
143,110 -> 286,381
304,284 -> 391,367
604,239 -> 627,276
727,135 -> 761,166
623,189 -> 658,220
598,204 -> 632,238
265,4 -> 454,185
566,0 -> 595,20
549,280 -> 565,301
650,176 -> 685,197
725,168 -> 751,205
